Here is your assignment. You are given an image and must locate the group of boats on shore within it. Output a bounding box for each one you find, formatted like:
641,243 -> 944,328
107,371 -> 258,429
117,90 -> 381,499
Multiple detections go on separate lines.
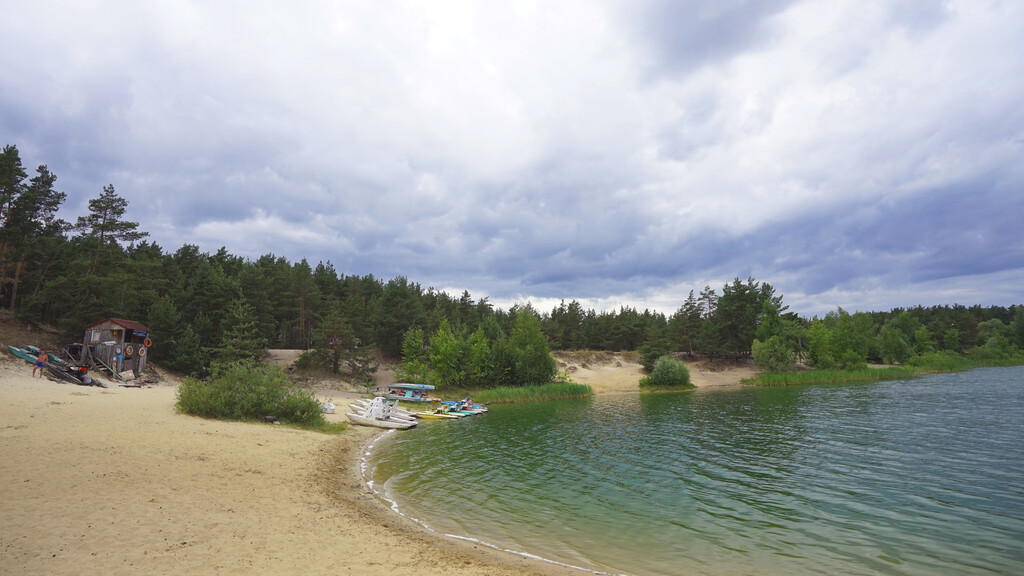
7,344 -> 102,386
10,349 -> 480,430
345,383 -> 487,429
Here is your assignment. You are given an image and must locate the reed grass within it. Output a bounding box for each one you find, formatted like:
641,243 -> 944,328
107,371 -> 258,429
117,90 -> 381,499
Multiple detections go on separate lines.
745,366 -> 919,386
470,382 -> 594,404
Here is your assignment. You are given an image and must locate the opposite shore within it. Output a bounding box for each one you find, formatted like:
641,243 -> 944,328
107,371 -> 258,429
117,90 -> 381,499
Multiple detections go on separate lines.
0,353 -> 750,576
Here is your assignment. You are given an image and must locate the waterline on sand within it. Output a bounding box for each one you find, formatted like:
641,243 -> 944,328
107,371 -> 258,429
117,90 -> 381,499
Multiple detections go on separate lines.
361,429 -> 616,575
364,368 -> 1024,576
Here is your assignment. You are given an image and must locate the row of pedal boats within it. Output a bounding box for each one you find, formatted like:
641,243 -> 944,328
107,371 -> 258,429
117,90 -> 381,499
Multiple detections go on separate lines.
345,396 -> 487,429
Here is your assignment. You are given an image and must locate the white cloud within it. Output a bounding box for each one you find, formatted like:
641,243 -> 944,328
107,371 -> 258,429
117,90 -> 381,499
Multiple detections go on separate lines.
2,0 -> 1021,317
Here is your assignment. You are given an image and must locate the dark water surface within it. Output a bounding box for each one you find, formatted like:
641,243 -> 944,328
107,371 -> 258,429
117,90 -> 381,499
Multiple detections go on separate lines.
365,367 -> 1024,575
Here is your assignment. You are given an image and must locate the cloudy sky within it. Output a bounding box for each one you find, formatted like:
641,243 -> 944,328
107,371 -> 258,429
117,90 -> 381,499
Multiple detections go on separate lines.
2,0 -> 1022,317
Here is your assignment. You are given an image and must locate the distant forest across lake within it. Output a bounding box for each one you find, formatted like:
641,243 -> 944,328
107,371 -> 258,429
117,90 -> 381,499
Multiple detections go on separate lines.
3,143 -> 1022,385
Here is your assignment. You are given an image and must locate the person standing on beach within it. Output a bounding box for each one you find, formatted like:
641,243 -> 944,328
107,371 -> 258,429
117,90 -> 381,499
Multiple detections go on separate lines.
33,349 -> 48,378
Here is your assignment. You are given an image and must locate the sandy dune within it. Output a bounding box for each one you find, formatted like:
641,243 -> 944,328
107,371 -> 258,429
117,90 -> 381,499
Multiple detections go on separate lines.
555,350 -> 756,394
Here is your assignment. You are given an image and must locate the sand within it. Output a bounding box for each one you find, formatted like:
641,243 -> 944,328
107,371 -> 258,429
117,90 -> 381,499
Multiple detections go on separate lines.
1,352 -> 753,575
555,351 -> 756,394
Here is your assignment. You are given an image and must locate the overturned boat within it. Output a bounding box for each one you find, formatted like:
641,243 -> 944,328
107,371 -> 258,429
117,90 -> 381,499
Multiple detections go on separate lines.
7,345 -> 100,386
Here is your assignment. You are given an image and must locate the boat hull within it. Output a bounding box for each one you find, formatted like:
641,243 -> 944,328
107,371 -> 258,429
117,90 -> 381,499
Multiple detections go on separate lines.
348,403 -> 417,423
351,400 -> 418,419
345,412 -> 417,429
375,383 -> 439,403
383,394 -> 438,403
8,345 -> 37,363
413,411 -> 463,419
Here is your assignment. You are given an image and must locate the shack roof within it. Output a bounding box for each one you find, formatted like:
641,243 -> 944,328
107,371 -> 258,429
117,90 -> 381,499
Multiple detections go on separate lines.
84,318 -> 151,332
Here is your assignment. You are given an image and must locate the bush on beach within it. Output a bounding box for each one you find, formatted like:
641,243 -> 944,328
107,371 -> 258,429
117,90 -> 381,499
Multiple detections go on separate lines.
176,361 -> 325,427
639,355 -> 693,389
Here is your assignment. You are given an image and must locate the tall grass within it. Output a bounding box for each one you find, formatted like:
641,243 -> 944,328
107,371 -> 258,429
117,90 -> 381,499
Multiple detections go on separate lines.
471,382 -> 593,404
746,366 -> 919,386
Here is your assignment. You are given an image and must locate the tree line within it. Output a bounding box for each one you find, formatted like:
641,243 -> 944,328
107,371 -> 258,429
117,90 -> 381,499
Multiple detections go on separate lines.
2,144 -> 1022,385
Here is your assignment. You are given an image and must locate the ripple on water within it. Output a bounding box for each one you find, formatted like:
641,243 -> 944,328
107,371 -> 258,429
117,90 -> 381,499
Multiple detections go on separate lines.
366,367 -> 1024,576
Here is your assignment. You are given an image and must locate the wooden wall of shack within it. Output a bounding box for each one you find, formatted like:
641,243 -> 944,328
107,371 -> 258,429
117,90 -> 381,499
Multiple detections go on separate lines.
82,318 -> 150,376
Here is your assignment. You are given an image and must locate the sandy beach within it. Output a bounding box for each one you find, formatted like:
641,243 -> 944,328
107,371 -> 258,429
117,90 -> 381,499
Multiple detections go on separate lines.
555,350 -> 756,393
1,351 -> 752,576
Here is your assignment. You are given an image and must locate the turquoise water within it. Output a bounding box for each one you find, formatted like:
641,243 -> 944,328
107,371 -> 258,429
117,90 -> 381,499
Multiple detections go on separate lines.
365,367 -> 1024,575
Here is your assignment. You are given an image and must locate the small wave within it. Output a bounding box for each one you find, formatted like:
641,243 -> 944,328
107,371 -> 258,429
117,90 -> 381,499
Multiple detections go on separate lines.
360,430 -> 620,575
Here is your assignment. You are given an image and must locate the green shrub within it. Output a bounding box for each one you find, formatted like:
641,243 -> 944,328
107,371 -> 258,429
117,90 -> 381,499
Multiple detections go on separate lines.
840,350 -> 867,371
752,335 -> 796,373
907,350 -> 970,371
812,351 -> 837,370
292,350 -> 319,370
639,355 -> 693,389
967,333 -> 1019,360
176,361 -> 325,427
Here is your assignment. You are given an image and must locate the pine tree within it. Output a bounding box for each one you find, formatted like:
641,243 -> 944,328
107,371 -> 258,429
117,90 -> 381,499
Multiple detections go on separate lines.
310,300 -> 378,384
75,184 -> 148,274
217,297 -> 267,364
146,295 -> 181,363
170,325 -> 208,376
1,160 -> 68,309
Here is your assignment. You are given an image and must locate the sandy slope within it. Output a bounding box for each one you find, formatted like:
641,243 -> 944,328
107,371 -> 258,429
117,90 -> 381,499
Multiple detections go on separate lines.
555,351 -> 756,394
1,350 -> 754,575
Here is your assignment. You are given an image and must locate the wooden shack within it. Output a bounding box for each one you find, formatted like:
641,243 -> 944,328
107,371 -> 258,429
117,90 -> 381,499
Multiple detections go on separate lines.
83,318 -> 152,376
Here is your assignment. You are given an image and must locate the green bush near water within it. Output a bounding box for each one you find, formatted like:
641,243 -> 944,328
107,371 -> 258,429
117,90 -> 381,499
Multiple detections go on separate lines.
639,356 -> 693,390
176,361 -> 336,429
906,351 -> 973,372
909,350 -> 1024,371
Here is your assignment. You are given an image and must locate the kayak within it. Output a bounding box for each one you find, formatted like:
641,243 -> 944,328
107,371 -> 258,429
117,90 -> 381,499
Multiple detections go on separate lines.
8,345 -> 37,363
413,410 -> 463,419
25,345 -> 69,367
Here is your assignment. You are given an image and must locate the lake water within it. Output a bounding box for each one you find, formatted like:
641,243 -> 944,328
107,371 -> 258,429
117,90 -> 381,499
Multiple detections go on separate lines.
365,367 -> 1024,575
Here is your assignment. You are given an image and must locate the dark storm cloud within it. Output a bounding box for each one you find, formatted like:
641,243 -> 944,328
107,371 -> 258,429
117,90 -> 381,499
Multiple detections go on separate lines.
2,1 -> 1022,317
626,0 -> 798,78
875,182 -> 1024,283
728,170 -> 1024,304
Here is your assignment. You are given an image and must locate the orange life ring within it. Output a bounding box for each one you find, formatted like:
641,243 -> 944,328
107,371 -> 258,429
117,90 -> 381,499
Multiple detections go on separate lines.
144,337 -> 152,348
138,346 -> 147,357
125,345 -> 134,356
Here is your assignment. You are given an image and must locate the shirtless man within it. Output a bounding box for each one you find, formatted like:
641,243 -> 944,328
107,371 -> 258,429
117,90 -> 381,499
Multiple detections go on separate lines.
33,349 -> 48,378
